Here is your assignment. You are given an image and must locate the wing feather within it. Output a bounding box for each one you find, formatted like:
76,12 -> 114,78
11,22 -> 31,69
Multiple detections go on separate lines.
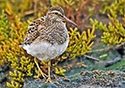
21,17 -> 45,45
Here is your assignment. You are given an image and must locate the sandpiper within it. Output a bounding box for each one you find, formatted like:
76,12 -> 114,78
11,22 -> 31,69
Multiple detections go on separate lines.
20,6 -> 77,83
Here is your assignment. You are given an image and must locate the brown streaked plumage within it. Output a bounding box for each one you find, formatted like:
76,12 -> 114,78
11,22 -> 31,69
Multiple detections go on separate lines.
20,6 -> 77,83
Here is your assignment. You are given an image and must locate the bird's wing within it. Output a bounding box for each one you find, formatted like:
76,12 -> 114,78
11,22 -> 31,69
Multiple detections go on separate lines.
20,17 -> 45,46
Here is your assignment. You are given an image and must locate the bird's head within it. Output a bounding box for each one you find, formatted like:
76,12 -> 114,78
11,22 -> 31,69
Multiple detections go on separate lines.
47,6 -> 77,27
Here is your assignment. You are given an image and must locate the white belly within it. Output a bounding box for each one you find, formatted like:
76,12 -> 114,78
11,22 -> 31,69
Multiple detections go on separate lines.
23,39 -> 69,61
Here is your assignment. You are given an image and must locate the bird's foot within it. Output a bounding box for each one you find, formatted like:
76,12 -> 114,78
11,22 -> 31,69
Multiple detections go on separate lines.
46,77 -> 59,84
46,77 -> 53,83
39,69 -> 48,80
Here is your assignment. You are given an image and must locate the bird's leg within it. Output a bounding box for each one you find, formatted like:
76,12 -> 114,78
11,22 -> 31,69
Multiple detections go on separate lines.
46,60 -> 53,83
45,60 -> 59,84
34,57 -> 48,80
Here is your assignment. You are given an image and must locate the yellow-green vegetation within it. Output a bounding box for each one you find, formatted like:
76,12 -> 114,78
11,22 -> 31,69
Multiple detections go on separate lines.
1,0 -> 123,87
0,10 -> 34,87
0,0 -> 33,18
0,6 -> 96,88
0,0 -> 104,30
101,0 -> 125,16
90,0 -> 125,45
55,67 -> 66,76
61,27 -> 96,60
0,10 -> 29,66
7,55 -> 34,88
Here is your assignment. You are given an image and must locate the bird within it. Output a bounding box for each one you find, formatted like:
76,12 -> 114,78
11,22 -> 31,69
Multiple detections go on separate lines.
20,6 -> 77,83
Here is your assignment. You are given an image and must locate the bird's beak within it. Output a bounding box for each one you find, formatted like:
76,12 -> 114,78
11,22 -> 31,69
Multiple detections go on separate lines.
63,16 -> 77,27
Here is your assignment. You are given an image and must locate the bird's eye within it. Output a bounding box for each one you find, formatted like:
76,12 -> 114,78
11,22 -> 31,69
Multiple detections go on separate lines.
54,12 -> 58,15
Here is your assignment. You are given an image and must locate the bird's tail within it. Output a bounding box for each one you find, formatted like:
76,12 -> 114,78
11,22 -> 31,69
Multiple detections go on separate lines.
19,43 -> 24,47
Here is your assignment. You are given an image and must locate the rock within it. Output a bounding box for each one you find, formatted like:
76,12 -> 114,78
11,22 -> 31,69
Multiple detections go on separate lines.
0,72 -> 6,83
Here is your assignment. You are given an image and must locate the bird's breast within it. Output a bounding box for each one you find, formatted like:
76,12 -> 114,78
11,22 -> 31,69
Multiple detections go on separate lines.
23,39 -> 69,60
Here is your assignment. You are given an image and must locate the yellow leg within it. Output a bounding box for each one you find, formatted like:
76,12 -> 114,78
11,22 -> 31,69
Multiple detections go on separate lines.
34,57 -> 48,80
45,60 -> 59,84
46,60 -> 53,83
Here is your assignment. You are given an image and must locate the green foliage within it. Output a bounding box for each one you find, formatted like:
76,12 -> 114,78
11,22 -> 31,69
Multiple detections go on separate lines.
90,17 -> 125,45
61,27 -> 96,60
0,10 -> 10,65
7,80 -> 23,88
99,54 -> 108,58
0,0 -> 105,30
101,0 -> 125,16
0,10 -> 9,40
55,67 -> 66,76
90,0 -> 125,45
0,0 -> 33,18
7,56 -> 34,87
0,10 -> 29,66
0,0 -> 98,87
0,10 -> 34,87
0,7 -> 96,88
2,0 -> 124,87
1,0 -> 124,87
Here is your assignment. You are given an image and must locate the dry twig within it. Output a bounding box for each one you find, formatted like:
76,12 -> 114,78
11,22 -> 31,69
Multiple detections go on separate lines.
84,54 -> 100,62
